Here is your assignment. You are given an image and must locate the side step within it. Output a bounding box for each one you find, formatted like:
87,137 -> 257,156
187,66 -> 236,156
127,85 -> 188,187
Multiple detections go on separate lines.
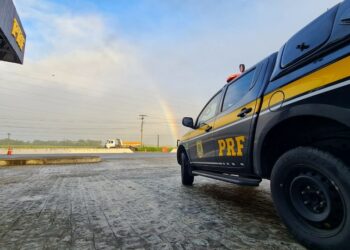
192,170 -> 261,186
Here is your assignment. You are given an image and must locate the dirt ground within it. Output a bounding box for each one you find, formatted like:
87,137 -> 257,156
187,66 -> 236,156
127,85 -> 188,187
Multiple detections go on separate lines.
0,154 -> 304,249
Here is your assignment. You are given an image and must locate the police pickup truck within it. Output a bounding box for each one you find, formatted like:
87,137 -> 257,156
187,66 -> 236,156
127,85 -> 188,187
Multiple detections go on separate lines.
177,1 -> 350,249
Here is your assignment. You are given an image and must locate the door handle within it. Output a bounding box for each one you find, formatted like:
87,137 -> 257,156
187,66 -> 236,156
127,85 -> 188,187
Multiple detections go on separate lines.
341,18 -> 350,24
205,125 -> 213,132
199,123 -> 213,132
237,107 -> 252,118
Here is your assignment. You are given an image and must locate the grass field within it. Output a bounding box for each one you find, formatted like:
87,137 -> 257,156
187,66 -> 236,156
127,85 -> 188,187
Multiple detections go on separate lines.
136,146 -> 175,152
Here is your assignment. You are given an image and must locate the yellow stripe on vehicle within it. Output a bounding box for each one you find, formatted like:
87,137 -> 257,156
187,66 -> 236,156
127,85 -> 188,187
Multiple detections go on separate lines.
213,99 -> 260,130
261,55 -> 350,110
181,121 -> 215,141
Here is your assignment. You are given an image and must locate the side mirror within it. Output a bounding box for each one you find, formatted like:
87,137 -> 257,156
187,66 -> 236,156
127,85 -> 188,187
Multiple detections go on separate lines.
182,117 -> 194,128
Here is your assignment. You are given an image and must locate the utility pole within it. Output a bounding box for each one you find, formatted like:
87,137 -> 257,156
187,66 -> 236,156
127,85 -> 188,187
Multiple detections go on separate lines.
157,134 -> 160,148
7,133 -> 12,156
139,115 -> 147,147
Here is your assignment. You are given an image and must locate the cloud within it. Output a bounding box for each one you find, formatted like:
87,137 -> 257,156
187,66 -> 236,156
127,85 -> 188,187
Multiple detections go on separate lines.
1,0 -> 341,144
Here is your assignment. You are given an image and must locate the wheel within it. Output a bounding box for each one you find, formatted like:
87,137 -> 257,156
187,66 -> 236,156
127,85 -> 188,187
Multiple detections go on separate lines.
271,147 -> 350,249
181,152 -> 194,186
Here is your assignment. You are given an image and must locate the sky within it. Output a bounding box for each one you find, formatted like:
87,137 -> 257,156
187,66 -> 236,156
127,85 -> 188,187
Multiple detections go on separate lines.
0,0 -> 340,146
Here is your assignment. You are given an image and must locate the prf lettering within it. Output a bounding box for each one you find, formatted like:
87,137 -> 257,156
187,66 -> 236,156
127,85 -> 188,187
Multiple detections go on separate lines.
11,18 -> 25,51
218,136 -> 245,157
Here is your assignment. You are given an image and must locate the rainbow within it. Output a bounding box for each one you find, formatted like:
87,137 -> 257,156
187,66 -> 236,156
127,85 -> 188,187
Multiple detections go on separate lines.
158,98 -> 179,144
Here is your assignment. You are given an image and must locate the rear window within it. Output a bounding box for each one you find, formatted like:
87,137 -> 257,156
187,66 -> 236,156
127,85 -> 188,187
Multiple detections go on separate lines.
280,5 -> 338,68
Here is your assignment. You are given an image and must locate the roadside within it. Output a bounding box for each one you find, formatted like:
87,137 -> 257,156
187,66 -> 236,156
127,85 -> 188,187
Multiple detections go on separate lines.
0,156 -> 101,167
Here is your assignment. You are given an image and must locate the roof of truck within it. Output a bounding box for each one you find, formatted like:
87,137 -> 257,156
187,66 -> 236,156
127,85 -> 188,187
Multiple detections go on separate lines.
271,0 -> 350,80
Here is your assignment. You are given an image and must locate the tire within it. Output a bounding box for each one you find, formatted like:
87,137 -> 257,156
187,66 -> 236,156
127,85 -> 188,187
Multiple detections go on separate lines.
181,152 -> 194,186
270,147 -> 350,250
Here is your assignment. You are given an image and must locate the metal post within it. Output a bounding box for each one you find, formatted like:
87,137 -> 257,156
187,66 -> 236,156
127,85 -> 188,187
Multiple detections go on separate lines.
157,134 -> 160,148
139,115 -> 147,147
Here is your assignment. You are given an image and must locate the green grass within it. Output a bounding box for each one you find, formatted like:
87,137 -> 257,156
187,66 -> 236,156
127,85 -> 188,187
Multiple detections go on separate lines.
135,146 -> 175,152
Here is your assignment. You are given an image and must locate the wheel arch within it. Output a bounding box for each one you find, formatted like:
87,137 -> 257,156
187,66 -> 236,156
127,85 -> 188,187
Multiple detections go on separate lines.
177,145 -> 188,165
254,104 -> 350,179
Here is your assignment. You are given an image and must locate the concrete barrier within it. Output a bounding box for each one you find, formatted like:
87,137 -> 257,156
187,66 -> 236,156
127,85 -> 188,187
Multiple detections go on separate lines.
0,148 -> 133,155
0,156 -> 102,167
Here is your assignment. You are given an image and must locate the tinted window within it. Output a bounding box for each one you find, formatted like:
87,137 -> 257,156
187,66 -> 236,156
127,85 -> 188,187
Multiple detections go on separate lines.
281,5 -> 338,68
222,70 -> 255,111
197,92 -> 222,126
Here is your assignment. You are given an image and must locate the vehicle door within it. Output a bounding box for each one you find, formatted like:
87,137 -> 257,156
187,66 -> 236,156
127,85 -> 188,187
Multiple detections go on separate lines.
188,90 -> 223,166
212,61 -> 267,173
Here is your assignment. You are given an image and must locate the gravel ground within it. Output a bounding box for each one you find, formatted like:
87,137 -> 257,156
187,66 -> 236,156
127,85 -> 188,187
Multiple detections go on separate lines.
0,154 -> 304,249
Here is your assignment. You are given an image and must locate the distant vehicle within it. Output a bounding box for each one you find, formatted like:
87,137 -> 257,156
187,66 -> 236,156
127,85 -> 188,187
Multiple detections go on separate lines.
105,139 -> 140,149
178,1 -> 350,249
105,139 -> 121,149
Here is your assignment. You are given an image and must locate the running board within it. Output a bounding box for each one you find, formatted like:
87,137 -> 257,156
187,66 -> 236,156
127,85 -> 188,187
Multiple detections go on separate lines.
192,170 -> 261,186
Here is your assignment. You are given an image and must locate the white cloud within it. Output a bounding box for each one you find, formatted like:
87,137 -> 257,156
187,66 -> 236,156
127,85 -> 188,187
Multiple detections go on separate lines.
1,0 -> 342,144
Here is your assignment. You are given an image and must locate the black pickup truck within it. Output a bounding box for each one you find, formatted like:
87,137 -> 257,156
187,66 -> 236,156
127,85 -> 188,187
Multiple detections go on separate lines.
177,1 -> 350,249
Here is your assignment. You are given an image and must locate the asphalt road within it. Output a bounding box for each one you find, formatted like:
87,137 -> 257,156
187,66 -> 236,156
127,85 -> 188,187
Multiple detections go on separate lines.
0,153 -> 304,249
